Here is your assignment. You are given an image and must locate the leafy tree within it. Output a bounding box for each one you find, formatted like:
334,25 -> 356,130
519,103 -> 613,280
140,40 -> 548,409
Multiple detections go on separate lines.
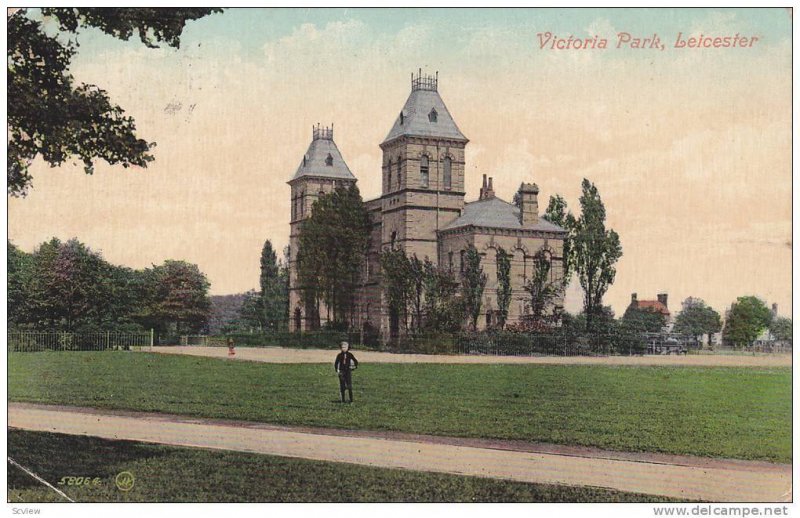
24,238 -> 114,331
380,247 -> 412,333
407,255 -> 425,333
8,8 -> 222,196
139,260 -> 211,335
722,296 -> 773,348
495,247 -> 512,329
8,241 -> 33,327
237,289 -> 267,332
571,179 -> 622,330
523,250 -> 562,327
461,246 -> 487,332
769,317 -> 792,342
296,185 -> 371,327
421,258 -> 462,333
543,194 -> 576,288
673,297 -> 722,344
259,240 -> 288,330
621,306 -> 667,333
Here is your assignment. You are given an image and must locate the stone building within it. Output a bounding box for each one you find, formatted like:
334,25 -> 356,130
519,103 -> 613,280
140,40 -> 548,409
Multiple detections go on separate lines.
288,72 -> 567,338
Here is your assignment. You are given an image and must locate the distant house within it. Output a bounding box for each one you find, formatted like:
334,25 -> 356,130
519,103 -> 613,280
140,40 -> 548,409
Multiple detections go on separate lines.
628,293 -> 672,331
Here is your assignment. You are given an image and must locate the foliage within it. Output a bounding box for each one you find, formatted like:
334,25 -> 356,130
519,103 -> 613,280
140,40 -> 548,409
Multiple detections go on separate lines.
495,247 -> 512,329
407,255 -> 426,332
523,250 -> 563,326
621,306 -> 667,333
8,241 -> 33,325
769,317 -> 792,342
421,259 -> 463,333
8,8 -> 222,196
207,293 -> 249,334
571,179 -> 622,330
137,260 -> 211,335
542,194 -> 576,287
673,297 -> 722,343
296,185 -> 371,327
722,296 -> 773,348
10,353 -> 791,462
259,240 -> 289,331
380,247 -> 412,333
461,246 -> 487,331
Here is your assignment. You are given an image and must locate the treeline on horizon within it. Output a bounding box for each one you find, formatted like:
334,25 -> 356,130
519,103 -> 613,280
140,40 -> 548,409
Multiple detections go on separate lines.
8,237 -> 212,336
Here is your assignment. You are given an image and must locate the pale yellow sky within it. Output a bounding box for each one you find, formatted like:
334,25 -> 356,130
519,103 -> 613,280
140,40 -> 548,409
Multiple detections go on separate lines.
7,8 -> 792,317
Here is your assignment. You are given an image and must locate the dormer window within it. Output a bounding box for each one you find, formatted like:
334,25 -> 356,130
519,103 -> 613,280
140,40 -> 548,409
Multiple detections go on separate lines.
303,156 -> 307,167
399,111 -> 404,125
325,153 -> 333,166
428,108 -> 438,123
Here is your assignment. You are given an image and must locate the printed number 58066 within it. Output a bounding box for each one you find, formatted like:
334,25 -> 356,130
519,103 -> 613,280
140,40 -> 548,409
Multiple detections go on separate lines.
58,476 -> 101,486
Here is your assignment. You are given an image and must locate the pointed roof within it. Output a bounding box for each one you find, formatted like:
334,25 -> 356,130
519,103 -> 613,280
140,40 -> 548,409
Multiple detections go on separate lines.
289,125 -> 356,183
382,72 -> 468,146
441,196 -> 567,233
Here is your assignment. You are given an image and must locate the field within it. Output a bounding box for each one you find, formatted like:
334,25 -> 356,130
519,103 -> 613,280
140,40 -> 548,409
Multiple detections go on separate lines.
8,351 -> 791,462
7,430 -> 676,503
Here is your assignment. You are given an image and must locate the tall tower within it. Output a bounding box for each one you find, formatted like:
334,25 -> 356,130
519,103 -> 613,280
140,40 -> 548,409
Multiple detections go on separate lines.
379,70 -> 469,261
287,124 -> 356,331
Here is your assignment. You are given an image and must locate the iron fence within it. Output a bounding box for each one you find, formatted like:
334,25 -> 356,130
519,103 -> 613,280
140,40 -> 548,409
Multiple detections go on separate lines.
7,330 -> 153,352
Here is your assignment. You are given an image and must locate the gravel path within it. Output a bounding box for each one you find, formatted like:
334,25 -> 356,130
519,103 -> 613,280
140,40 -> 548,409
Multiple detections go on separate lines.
9,402 -> 791,502
146,345 -> 792,367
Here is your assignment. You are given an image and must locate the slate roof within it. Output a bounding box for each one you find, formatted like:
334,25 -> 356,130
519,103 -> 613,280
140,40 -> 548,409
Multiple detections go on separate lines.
382,88 -> 467,145
441,196 -> 567,233
290,136 -> 356,183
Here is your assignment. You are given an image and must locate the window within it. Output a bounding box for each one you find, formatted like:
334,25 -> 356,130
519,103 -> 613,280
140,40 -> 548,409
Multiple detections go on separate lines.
391,231 -> 397,249
443,156 -> 452,189
302,156 -> 307,167
399,111 -> 404,125
460,250 -> 465,273
387,159 -> 392,191
397,159 -> 402,188
299,191 -> 304,217
325,153 -> 333,166
420,155 -> 429,188
448,251 -> 454,272
428,108 -> 438,123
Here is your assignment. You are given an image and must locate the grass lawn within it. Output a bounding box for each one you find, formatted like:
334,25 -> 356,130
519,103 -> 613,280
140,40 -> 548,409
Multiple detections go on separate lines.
8,351 -> 791,462
7,430 -> 676,503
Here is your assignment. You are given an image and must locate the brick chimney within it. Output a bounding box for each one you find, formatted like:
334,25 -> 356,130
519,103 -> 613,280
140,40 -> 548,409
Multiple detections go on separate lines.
517,182 -> 539,226
657,293 -> 668,309
480,175 -> 496,200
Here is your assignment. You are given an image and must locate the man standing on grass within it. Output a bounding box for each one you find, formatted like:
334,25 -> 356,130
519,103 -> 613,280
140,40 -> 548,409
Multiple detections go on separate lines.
334,341 -> 359,403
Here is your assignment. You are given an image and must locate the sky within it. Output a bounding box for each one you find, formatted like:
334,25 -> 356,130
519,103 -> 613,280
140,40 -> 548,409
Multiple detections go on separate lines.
7,7 -> 792,317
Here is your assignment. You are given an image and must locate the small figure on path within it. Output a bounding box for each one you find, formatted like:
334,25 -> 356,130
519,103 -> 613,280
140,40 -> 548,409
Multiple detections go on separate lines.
227,337 -> 235,357
334,341 -> 358,403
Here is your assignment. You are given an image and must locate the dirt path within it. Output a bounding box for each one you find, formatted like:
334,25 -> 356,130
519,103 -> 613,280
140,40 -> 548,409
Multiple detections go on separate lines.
9,402 -> 790,502
146,345 -> 792,367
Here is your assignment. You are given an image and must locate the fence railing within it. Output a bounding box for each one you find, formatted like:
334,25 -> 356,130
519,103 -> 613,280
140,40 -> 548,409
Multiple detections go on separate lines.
8,331 -> 153,352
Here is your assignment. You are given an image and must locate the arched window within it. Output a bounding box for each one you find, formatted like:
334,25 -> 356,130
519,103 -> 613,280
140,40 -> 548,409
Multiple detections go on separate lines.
443,156 -> 452,189
387,159 -> 393,192
460,250 -> 466,273
448,251 -> 454,272
420,155 -> 429,188
428,108 -> 438,123
391,231 -> 397,249
399,111 -> 404,125
299,191 -> 305,217
325,153 -> 333,166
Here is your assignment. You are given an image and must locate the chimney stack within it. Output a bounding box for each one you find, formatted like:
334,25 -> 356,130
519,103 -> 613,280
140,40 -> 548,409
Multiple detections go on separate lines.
480,174 -> 488,199
657,293 -> 668,309
517,182 -> 539,226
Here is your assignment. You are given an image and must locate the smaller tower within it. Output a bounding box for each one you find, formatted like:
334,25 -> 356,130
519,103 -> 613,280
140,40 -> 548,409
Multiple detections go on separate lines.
287,124 -> 356,331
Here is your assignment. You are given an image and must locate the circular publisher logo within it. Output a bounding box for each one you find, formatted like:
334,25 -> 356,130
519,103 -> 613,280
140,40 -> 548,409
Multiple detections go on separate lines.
115,471 -> 135,492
